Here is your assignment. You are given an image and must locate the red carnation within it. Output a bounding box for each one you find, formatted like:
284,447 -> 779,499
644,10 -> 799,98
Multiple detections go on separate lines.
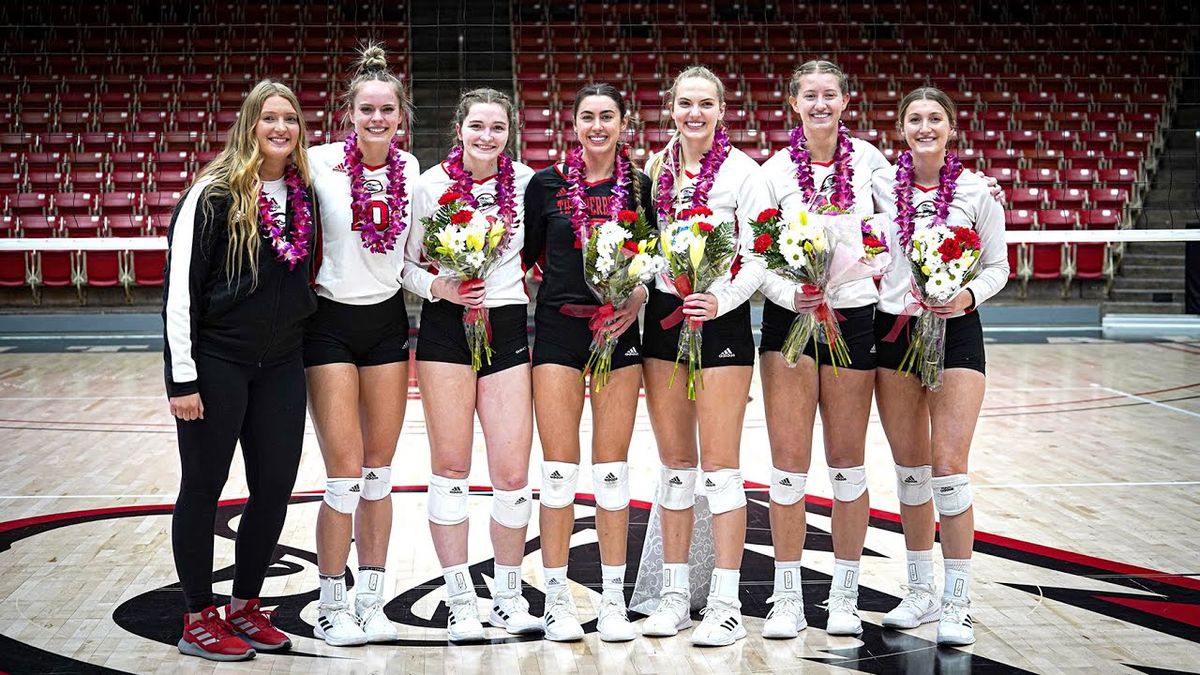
618,209 -> 639,223
697,221 -> 714,233
753,233 -> 773,253
953,226 -> 981,249
938,238 -> 962,263
439,191 -> 461,206
692,206 -> 713,217
756,208 -> 780,223
623,239 -> 640,253
863,235 -> 883,248
450,210 -> 473,224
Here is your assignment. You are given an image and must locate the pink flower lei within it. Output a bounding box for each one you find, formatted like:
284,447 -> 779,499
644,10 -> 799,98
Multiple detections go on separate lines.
893,150 -> 963,249
564,143 -> 630,244
444,144 -> 519,250
788,121 -> 855,210
655,126 -> 730,222
344,132 -> 409,254
257,164 -> 313,270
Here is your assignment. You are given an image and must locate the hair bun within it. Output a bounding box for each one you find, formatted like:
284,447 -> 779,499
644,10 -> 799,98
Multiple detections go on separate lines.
357,43 -> 388,75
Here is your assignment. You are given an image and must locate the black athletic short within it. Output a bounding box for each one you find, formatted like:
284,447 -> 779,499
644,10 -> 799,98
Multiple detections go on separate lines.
416,299 -> 530,377
874,309 -> 986,375
641,288 -> 755,367
532,303 -> 642,372
759,301 -> 877,370
303,291 -> 410,368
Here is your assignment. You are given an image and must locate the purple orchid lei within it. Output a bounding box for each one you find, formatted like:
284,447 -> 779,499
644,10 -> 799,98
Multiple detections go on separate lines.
788,121 -> 855,210
444,144 -> 519,251
655,125 -> 731,222
564,143 -> 630,244
893,150 -> 963,249
343,132 -> 408,254
257,164 -> 312,270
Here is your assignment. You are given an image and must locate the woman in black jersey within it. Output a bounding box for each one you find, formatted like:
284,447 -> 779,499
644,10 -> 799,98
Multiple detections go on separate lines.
163,80 -> 317,662
522,83 -> 655,642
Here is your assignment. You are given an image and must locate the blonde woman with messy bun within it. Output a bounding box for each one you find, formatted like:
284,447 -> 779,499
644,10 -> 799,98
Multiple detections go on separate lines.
164,79 -> 317,662
304,43 -> 420,647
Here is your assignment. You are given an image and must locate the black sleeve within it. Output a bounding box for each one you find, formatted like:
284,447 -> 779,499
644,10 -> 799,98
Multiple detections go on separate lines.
522,172 -> 549,269
636,170 -> 658,232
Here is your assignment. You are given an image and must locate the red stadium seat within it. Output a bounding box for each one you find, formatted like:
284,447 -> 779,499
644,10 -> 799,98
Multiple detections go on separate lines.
53,192 -> 94,215
1080,209 -> 1123,229
1038,209 -> 1078,230
1046,188 -> 1087,209
1005,209 -> 1036,230
8,193 -> 50,217
1029,243 -> 1066,281
1009,187 -> 1046,210
1088,187 -> 1128,210
1018,168 -> 1059,187
132,250 -> 167,286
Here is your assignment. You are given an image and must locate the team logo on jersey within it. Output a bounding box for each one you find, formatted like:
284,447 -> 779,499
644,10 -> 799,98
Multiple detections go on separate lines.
818,172 -> 837,196
677,185 -> 696,206
363,178 -> 385,195
914,199 -> 939,220
474,192 -> 497,211
1,488 -> 1196,672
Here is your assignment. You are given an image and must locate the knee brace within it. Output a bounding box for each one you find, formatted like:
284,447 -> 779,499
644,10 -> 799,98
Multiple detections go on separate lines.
895,464 -> 933,506
592,461 -> 630,511
491,485 -> 533,529
828,466 -> 867,502
931,474 -> 973,516
657,466 -> 698,510
323,478 -> 362,514
539,461 -> 579,509
361,466 -> 392,501
428,474 -> 470,525
702,469 -> 746,514
770,467 -> 807,506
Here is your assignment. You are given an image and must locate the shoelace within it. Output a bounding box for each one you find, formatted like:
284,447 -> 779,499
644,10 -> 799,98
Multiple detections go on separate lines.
358,602 -> 387,625
896,584 -> 934,612
496,594 -> 531,613
942,601 -> 971,624
656,592 -> 689,618
765,593 -> 803,619
546,592 -> 578,618
599,594 -> 629,620
196,612 -> 236,640
821,593 -> 859,616
698,599 -> 738,623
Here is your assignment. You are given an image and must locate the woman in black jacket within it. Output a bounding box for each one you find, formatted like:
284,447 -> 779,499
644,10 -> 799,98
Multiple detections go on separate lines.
163,79 -> 318,662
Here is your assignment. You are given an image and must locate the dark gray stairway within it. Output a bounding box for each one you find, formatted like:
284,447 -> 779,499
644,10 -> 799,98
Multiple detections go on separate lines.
408,0 -> 515,170
1107,51 -> 1200,315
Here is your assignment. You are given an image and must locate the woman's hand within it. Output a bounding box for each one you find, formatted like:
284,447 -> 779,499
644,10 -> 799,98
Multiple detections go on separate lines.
792,286 -> 825,315
928,288 -> 974,317
682,292 -> 718,322
169,393 -> 204,421
432,277 -> 486,308
979,171 -> 1006,205
606,285 -> 647,338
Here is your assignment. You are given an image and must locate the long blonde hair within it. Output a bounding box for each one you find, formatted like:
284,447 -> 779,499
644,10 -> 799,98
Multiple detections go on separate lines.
193,79 -> 311,284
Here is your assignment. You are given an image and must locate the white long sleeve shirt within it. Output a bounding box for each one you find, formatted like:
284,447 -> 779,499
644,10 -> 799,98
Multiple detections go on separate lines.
759,137 -> 890,310
648,145 -> 772,318
307,142 -> 421,305
872,166 -> 1009,317
403,159 -> 535,308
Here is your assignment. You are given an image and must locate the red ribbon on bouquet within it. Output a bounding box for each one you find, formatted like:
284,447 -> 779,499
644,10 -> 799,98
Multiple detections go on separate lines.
882,280 -> 932,343
802,283 -> 847,325
560,302 -> 616,337
659,273 -> 697,330
460,278 -> 492,342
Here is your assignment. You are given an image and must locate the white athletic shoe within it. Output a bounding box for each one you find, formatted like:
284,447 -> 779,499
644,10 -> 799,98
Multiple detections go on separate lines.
488,594 -> 543,635
541,592 -> 584,642
355,601 -> 399,643
596,592 -> 639,642
936,599 -> 975,646
689,599 -> 746,647
823,592 -> 863,636
762,593 -> 807,639
446,595 -> 486,643
882,583 -> 941,629
641,591 -> 692,637
314,604 -> 368,647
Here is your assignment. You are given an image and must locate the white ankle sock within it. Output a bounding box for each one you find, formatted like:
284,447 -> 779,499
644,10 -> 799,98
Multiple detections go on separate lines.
773,560 -> 803,596
830,559 -> 861,597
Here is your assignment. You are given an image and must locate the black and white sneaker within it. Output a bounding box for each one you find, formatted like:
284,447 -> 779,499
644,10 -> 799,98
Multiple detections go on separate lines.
542,592 -> 584,642
689,599 -> 746,647
936,599 -> 975,645
488,594 -> 543,635
446,595 -> 485,643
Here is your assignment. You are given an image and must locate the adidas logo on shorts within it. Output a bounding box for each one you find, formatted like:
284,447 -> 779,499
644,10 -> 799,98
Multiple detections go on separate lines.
705,478 -> 716,488
833,473 -> 846,481
449,486 -> 463,494
718,348 -> 735,358
904,476 -> 918,484
940,486 -> 955,493
365,471 -> 378,480
604,473 -> 618,483
514,497 -> 527,505
516,347 -> 527,355
869,345 -> 876,354
550,471 -> 563,480
350,484 -> 361,492
779,477 -> 792,486
624,347 -> 639,356
669,476 -> 683,486
403,339 -> 410,349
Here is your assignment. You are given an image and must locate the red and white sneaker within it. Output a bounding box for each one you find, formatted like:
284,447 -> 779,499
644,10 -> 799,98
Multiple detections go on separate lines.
225,599 -> 292,652
178,606 -> 256,662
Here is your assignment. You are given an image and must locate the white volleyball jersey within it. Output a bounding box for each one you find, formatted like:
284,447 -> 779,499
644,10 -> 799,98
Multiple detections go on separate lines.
404,158 -> 535,308
647,145 -> 771,318
872,166 -> 1008,317
307,142 -> 421,305
760,136 -> 890,311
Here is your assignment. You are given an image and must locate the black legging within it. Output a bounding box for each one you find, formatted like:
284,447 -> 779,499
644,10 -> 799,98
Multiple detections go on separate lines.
171,352 -> 306,613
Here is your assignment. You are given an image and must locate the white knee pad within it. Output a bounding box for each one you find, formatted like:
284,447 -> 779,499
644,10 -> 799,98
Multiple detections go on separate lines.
657,466 -> 698,510
932,474 -> 973,516
428,474 -> 470,525
361,466 -> 392,501
895,464 -> 933,506
702,469 -> 746,514
770,467 -> 807,506
323,478 -> 362,514
828,466 -> 867,502
592,461 -> 630,511
539,461 -> 579,509
491,485 -> 533,529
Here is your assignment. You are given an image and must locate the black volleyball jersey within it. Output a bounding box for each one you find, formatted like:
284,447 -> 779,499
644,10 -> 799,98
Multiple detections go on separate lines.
523,164 -> 656,308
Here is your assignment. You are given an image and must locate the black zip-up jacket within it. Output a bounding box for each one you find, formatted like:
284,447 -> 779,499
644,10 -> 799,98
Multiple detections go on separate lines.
162,180 -> 319,397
